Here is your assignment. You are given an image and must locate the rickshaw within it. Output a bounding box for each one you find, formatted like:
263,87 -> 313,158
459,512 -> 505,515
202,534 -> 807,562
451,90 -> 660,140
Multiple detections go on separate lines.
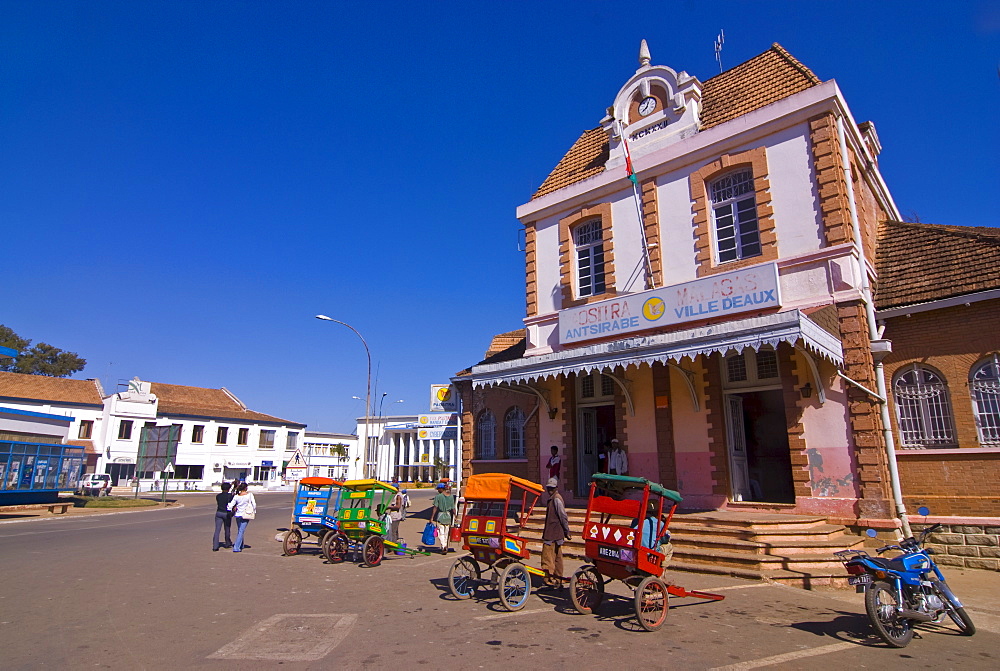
569,474 -> 724,631
281,477 -> 343,556
323,479 -> 429,566
447,473 -> 545,611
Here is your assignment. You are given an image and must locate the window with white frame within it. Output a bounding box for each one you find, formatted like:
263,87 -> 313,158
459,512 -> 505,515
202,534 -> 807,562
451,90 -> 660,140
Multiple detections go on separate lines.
476,410 -> 496,459
724,348 -> 779,387
579,371 -> 615,400
574,219 -> 606,298
504,407 -> 526,459
971,356 -> 1000,446
893,365 -> 957,448
710,169 -> 761,263
78,420 -> 93,439
259,429 -> 275,450
118,420 -> 133,440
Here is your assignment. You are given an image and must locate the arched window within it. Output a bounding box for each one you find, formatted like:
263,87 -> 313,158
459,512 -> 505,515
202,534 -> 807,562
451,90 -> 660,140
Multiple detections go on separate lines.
504,407 -> 526,459
574,220 -> 606,297
476,410 -> 496,459
710,169 -> 761,263
971,356 -> 1000,446
893,365 -> 956,448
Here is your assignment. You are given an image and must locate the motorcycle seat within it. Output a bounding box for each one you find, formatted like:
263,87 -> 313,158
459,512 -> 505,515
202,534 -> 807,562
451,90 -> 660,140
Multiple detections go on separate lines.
868,556 -> 908,572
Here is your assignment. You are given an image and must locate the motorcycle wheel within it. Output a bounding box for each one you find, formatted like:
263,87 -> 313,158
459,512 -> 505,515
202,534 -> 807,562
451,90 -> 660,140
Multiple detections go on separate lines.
865,581 -> 914,648
934,585 -> 976,636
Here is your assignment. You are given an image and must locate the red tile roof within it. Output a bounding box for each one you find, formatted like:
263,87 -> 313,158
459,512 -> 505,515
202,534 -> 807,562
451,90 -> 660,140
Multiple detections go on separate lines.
875,221 -> 1000,310
532,43 -> 821,200
0,372 -> 103,406
150,382 -> 305,427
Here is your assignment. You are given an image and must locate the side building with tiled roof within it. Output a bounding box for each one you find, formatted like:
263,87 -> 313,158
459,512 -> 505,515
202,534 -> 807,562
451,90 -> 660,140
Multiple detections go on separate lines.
874,221 -> 1000,520
455,40 -> 904,530
0,371 -> 306,491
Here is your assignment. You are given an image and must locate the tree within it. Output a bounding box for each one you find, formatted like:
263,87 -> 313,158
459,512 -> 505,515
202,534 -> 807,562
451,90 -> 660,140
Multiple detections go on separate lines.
0,324 -> 87,377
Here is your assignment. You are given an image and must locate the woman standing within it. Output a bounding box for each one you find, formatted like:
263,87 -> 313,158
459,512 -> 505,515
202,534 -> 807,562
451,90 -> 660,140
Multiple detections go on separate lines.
227,482 -> 256,552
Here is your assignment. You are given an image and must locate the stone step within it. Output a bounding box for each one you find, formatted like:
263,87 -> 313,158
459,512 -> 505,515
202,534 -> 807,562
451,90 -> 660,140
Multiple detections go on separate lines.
668,521 -> 856,543
669,532 -> 863,556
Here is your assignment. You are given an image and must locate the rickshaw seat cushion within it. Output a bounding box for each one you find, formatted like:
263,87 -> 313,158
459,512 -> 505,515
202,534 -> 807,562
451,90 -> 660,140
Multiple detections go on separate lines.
590,495 -> 641,520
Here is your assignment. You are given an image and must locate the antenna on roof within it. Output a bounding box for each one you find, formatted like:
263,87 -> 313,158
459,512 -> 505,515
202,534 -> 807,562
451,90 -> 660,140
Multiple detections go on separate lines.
714,29 -> 725,73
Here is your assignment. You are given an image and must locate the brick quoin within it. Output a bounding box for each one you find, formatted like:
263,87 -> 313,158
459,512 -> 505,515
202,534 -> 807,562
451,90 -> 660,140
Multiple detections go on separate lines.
651,362 -> 677,489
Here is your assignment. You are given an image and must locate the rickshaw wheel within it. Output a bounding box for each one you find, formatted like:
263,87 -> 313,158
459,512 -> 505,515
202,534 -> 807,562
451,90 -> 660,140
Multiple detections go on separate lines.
634,576 -> 669,631
447,556 -> 481,599
570,565 -> 605,615
282,529 -> 302,556
498,562 -> 531,611
362,535 -> 384,567
324,532 -> 349,563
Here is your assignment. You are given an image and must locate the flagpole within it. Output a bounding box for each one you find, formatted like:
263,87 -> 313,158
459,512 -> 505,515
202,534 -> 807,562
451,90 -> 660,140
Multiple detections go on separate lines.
618,120 -> 655,291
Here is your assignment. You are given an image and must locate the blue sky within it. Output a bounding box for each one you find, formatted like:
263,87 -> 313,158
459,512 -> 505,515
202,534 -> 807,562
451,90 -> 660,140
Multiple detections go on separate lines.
2,1 -> 998,433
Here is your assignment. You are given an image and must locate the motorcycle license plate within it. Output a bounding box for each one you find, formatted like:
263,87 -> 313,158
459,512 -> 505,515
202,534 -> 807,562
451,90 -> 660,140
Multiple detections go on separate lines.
848,574 -> 872,585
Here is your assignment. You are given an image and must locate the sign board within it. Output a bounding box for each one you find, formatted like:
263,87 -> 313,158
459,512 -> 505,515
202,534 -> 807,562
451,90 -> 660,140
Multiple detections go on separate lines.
418,413 -> 456,427
429,384 -> 458,412
419,453 -> 431,464
558,262 -> 781,344
286,449 -> 309,470
418,426 -> 458,440
164,462 -> 175,473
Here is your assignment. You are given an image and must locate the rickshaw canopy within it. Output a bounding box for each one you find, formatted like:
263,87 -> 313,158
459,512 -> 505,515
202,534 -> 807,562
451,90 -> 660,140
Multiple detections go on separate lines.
464,473 -> 544,500
341,479 -> 398,493
299,477 -> 342,487
590,473 -> 683,503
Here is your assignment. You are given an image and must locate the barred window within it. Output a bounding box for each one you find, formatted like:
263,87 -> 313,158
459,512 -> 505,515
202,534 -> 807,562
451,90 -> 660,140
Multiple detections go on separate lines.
710,169 -> 761,263
893,366 -> 956,448
504,407 -> 526,459
971,356 -> 1000,446
574,220 -> 606,297
476,410 -> 496,459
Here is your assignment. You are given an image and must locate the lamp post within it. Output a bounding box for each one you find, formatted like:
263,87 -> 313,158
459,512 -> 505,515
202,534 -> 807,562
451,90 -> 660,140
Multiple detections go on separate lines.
316,315 -> 372,478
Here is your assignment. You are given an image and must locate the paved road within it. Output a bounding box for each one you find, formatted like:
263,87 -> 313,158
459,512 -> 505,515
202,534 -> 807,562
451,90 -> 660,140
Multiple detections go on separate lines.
1,491 -> 998,669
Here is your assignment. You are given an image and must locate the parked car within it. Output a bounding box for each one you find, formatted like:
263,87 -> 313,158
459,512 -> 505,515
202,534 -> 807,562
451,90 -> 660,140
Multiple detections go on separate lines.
77,473 -> 112,497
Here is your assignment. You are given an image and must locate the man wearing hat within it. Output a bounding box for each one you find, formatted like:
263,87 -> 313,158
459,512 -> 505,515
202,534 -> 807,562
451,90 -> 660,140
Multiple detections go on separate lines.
608,438 -> 628,476
430,482 -> 456,554
540,477 -> 571,589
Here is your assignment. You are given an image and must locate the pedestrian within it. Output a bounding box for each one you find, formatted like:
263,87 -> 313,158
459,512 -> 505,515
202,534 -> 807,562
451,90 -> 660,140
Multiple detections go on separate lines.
597,440 -> 610,474
227,482 -> 256,552
400,488 -> 411,519
387,487 -> 405,542
212,481 -> 234,551
546,445 -> 561,482
430,482 -> 456,554
541,477 -> 571,588
608,438 -> 629,476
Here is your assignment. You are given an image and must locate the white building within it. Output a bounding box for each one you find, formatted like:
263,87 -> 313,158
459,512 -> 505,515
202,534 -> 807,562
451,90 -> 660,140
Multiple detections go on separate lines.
357,414 -> 461,486
302,431 -> 359,481
0,372 -> 307,491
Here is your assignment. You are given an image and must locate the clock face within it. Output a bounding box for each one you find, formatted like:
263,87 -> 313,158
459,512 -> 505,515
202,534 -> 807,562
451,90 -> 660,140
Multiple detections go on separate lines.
638,96 -> 657,117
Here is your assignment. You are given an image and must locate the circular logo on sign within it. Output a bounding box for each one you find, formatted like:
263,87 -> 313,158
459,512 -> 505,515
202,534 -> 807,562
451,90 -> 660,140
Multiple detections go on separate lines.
642,297 -> 666,321
436,387 -> 451,402
419,429 -> 429,439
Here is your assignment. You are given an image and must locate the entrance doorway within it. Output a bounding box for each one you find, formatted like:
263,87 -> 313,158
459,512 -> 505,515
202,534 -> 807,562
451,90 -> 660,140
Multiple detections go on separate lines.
576,404 -> 615,497
105,463 -> 135,486
725,390 -> 794,503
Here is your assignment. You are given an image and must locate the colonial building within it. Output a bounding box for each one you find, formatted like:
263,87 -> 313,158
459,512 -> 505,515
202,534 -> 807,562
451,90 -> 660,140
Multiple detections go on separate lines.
456,42 -> 902,524
0,371 -> 306,490
875,221 -> 1000,518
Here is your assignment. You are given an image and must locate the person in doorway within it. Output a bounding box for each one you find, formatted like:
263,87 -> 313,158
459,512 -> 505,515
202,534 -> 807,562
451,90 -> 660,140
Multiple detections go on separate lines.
597,440 -> 610,474
430,482 -> 456,554
608,439 -> 629,476
546,445 -> 561,482
227,482 -> 256,552
212,482 -> 234,551
540,477 -> 572,589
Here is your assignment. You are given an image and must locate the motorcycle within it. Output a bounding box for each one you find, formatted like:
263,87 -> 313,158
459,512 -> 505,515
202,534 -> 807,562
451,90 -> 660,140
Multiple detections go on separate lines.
834,507 -> 976,647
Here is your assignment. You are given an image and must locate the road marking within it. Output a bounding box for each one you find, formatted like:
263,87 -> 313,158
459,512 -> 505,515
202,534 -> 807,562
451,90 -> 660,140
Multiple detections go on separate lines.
474,608 -> 550,621
708,642 -> 856,670
209,613 -> 357,661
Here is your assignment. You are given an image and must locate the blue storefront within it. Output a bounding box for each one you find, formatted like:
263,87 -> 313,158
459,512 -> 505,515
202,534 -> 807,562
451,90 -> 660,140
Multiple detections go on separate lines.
0,405 -> 86,504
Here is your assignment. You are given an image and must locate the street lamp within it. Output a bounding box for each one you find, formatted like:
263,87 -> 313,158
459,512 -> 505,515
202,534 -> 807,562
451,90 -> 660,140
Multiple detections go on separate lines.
316,315 -> 372,478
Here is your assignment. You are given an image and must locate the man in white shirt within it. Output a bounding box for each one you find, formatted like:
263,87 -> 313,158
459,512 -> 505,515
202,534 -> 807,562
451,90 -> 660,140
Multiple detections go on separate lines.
609,439 -> 628,476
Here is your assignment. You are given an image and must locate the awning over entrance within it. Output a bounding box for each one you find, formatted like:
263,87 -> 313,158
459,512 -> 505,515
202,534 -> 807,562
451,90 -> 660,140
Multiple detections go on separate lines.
470,309 -> 842,388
